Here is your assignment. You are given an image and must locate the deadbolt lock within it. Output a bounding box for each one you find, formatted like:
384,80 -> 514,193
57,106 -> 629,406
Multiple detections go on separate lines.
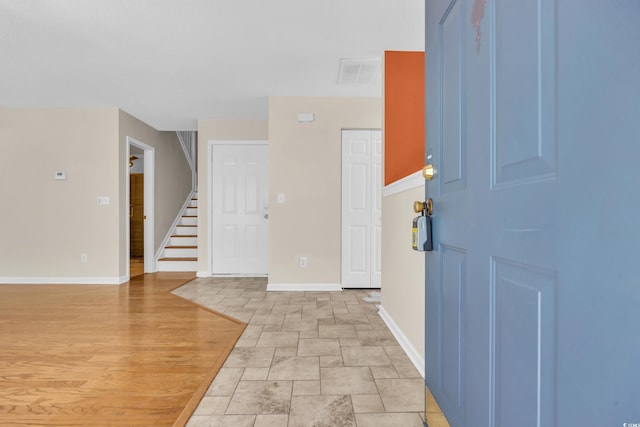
423,164 -> 435,180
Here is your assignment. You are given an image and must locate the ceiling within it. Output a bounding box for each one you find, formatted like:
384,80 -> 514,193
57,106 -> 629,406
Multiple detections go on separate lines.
0,0 -> 424,130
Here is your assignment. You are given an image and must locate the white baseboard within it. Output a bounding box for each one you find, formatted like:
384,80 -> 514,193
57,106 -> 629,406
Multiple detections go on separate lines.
0,276 -> 127,285
266,283 -> 342,292
378,305 -> 425,379
212,274 -> 268,278
196,272 -> 270,279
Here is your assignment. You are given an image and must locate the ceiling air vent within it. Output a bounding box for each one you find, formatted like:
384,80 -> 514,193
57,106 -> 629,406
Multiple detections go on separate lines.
337,58 -> 381,85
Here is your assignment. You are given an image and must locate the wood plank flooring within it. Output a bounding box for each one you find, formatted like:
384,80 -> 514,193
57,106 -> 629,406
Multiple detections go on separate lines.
0,273 -> 246,427
130,257 -> 145,278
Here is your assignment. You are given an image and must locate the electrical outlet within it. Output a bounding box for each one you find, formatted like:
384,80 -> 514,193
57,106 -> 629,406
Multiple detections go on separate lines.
299,257 -> 308,268
80,253 -> 88,263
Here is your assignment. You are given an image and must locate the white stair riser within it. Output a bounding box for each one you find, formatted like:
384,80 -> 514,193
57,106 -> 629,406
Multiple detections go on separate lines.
180,217 -> 197,226
164,247 -> 198,258
174,226 -> 197,235
185,207 -> 197,216
158,260 -> 198,272
170,236 -> 197,246
188,201 -> 198,207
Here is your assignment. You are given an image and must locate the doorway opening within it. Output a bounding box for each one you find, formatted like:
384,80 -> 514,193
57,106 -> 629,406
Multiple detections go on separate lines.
127,137 -> 155,278
129,145 -> 144,277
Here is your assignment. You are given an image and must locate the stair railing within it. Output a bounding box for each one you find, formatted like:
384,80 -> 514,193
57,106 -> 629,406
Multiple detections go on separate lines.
176,131 -> 197,192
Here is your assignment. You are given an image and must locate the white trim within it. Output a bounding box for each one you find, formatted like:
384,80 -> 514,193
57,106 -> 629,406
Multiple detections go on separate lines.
127,137 -> 156,273
0,276 -> 128,285
266,283 -> 343,292
211,274 -> 268,278
154,191 -> 196,262
378,305 -> 425,379
196,271 -> 209,278
382,170 -> 424,197
210,140 -> 268,146
207,142 -> 213,277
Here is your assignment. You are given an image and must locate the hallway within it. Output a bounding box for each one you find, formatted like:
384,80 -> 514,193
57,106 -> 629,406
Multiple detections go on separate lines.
176,277 -> 446,427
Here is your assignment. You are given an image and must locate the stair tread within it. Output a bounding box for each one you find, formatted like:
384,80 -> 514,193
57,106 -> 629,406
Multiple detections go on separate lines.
160,196 -> 198,268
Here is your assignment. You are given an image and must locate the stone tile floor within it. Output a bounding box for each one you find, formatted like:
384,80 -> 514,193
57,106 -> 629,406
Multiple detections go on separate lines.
173,277 -> 435,427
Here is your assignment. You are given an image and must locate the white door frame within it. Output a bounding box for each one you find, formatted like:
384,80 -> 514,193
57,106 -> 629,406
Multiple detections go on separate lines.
208,140 -> 268,277
126,136 -> 155,274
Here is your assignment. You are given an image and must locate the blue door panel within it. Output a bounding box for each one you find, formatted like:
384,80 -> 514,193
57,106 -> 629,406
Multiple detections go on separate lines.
440,0 -> 465,193
492,0 -> 556,188
439,244 -> 466,425
492,258 -> 555,427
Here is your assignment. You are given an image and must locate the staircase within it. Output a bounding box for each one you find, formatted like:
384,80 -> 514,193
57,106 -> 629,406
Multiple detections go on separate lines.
157,195 -> 198,272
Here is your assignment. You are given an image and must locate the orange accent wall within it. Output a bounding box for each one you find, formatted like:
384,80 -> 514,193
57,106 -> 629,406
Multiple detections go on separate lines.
384,51 -> 425,185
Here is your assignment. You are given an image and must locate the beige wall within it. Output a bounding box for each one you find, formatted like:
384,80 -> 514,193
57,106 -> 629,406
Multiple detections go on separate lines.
268,97 -> 382,286
0,108 -> 121,280
0,108 -> 192,282
381,185 -> 425,360
118,110 -> 192,277
196,119 -> 268,274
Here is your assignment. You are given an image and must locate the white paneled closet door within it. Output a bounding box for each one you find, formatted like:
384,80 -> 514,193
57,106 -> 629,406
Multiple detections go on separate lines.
341,129 -> 382,288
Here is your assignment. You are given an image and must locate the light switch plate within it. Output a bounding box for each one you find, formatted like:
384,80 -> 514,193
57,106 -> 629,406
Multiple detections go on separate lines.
97,196 -> 110,205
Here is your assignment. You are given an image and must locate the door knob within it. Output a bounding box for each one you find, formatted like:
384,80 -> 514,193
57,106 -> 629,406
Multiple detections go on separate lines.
414,199 -> 433,216
423,164 -> 435,180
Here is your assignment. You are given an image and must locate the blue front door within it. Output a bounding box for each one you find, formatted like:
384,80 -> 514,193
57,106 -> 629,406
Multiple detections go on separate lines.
424,1 -> 640,426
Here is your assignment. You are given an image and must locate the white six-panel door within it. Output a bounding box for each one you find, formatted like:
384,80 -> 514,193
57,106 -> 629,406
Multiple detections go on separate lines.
341,130 -> 382,288
211,142 -> 268,275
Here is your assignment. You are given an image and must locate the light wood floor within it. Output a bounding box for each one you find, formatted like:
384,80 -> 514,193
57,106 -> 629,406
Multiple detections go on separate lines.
0,273 -> 246,427
130,257 -> 145,278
